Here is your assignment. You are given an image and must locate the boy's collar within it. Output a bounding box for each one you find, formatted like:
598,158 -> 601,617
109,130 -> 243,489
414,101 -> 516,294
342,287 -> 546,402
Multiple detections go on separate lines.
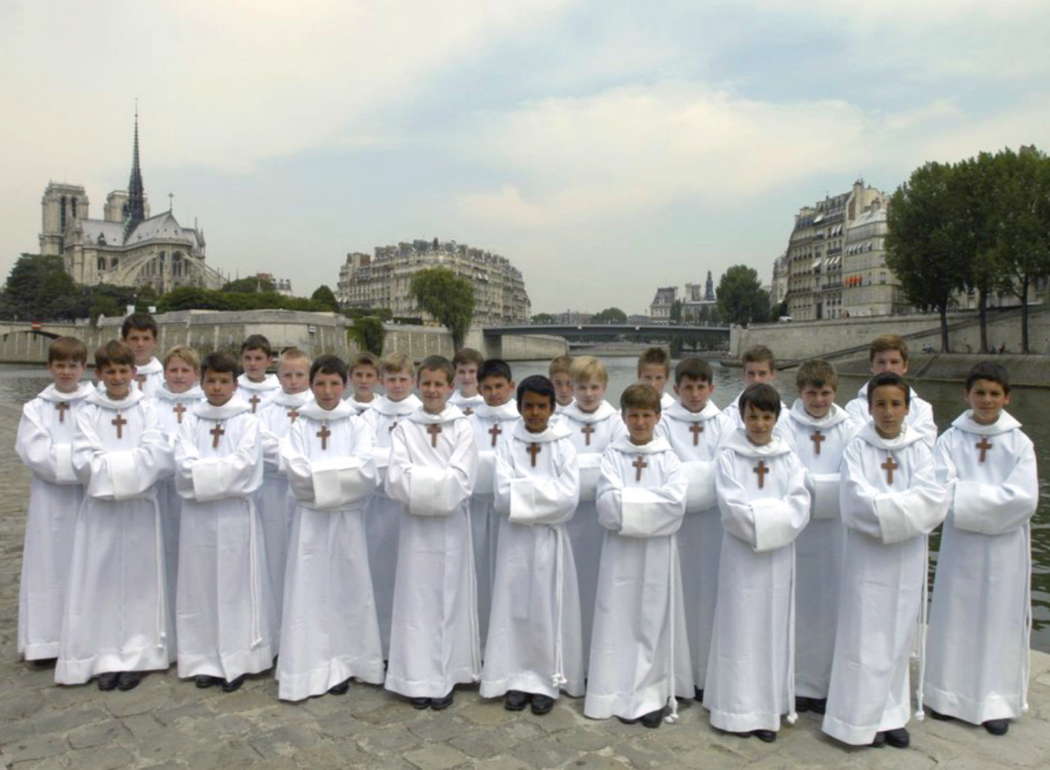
611,434 -> 671,455
408,404 -> 466,424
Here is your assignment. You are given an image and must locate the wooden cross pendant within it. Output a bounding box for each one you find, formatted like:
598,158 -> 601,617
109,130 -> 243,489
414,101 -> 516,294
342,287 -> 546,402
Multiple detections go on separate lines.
580,423 -> 595,447
753,459 -> 768,489
248,394 -> 261,413
488,423 -> 503,448
111,412 -> 127,439
317,423 -> 331,450
632,455 -> 648,482
427,423 -> 443,448
209,423 -> 225,449
881,455 -> 898,485
287,409 -> 300,423
527,442 -> 541,467
172,403 -> 187,424
689,422 -> 703,446
462,407 -> 475,417
55,401 -> 70,423
388,421 -> 398,433
975,437 -> 992,463
810,429 -> 825,455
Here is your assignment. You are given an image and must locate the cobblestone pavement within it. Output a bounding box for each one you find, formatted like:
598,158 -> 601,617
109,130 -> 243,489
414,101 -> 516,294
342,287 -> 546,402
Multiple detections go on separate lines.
2,400 -> 1050,769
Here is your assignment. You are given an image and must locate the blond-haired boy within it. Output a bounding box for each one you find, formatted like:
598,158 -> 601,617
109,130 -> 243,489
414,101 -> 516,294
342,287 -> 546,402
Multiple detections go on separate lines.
549,355 -> 575,414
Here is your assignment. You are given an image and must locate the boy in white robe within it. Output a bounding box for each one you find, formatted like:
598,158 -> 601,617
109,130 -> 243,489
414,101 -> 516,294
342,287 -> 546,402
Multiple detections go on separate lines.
721,345 -> 787,433
549,355 -> 575,415
175,351 -> 274,692
237,334 -> 280,414
57,340 -> 173,690
655,357 -> 731,702
122,312 -> 164,397
277,354 -> 384,701
362,351 -> 421,655
780,360 -> 862,715
256,347 -> 314,636
347,352 -> 380,415
844,335 -> 937,449
561,356 -> 628,661
482,375 -> 582,715
16,337 -> 93,665
924,362 -> 1038,736
385,355 -> 480,709
449,347 -> 485,416
637,346 -> 675,411
823,372 -> 949,749
469,359 -> 518,644
705,383 -> 811,742
586,383 -> 691,728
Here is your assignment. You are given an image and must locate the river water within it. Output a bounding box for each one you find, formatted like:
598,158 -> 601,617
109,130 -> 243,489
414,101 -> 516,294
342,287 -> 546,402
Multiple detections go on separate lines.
3,358 -> 1049,651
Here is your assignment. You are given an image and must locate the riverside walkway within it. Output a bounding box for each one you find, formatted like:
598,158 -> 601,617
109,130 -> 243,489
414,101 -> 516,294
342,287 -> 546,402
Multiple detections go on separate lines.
2,401 -> 1049,769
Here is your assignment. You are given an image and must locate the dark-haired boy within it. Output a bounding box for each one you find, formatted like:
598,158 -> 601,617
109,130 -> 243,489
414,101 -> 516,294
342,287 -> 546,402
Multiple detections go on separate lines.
385,355 -> 480,709
924,362 -> 1037,736
449,347 -> 485,416
57,340 -> 173,690
174,352 -> 274,692
637,347 -> 675,410
277,355 -> 383,701
237,334 -> 280,413
705,383 -> 810,742
121,312 -> 163,397
16,338 -> 93,665
722,345 -> 787,436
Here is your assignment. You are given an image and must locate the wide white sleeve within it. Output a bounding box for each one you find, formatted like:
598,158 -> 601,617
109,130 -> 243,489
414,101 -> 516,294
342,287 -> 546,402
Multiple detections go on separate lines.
176,418 -> 262,502
283,420 -> 315,503
595,449 -> 625,532
15,403 -> 77,485
286,418 -> 377,510
807,471 -> 842,520
910,400 -> 939,450
386,422 -> 477,517
508,442 -> 580,526
844,397 -> 867,423
259,414 -> 282,474
681,459 -> 718,513
716,450 -> 810,552
72,404 -> 171,500
952,436 -> 1038,535
618,453 -> 687,538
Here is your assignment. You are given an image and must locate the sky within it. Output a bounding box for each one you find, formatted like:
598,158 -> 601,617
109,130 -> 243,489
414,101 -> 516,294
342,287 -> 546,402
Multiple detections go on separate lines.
2,0 -> 1049,315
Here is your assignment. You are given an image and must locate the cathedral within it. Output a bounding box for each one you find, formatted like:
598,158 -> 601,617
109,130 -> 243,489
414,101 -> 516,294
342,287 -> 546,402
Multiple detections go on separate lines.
38,114 -> 224,293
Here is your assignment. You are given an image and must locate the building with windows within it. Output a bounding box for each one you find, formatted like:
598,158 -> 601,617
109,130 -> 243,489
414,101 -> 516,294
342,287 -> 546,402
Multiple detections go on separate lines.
840,198 -> 911,317
649,271 -> 717,323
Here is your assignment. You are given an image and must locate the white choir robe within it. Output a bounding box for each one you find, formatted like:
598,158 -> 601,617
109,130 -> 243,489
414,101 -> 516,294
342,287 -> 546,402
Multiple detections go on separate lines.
449,389 -> 484,416
554,400 -> 574,416
845,382 -> 938,449
174,398 -> 276,681
481,421 -> 583,700
469,399 -> 519,645
560,400 -> 628,663
656,399 -> 732,690
822,424 -> 949,746
347,394 -> 376,416
362,393 -> 421,655
257,389 -> 314,639
277,401 -> 384,701
585,436 -> 692,722
781,401 -> 862,700
237,373 -> 281,415
16,382 -> 94,660
56,388 -> 174,684
924,410 -> 1038,725
721,391 -> 790,439
704,430 -> 810,732
384,405 -> 480,698
134,357 -> 164,398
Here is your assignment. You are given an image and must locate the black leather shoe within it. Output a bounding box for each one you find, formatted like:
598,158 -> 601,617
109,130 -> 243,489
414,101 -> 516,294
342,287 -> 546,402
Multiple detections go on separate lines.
616,716 -> 638,725
221,674 -> 246,693
96,672 -> 119,691
927,708 -> 952,721
640,709 -> 664,729
795,696 -> 811,713
195,675 -> 222,689
694,687 -> 704,702
504,690 -> 529,711
117,671 -> 142,691
328,679 -> 350,695
410,697 -> 430,709
430,691 -> 454,710
751,729 -> 776,743
807,697 -> 826,714
871,732 -> 886,748
884,727 -> 910,748
983,719 -> 1009,736
531,694 -> 555,715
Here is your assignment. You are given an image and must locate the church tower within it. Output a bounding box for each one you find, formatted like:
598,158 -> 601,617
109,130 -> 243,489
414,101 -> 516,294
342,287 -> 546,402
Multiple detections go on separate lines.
39,182 -> 89,256
705,269 -> 715,301
124,110 -> 146,238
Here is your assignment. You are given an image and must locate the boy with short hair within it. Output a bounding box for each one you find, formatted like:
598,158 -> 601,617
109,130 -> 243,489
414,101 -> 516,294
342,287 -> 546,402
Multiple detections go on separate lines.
823,372 -> 949,749
347,352 -> 380,415
362,351 -> 421,655
586,384 -> 691,728
16,337 -> 94,665
482,374 -> 582,715
175,351 -> 274,692
468,358 -> 519,644
57,340 -> 173,691
844,335 -> 937,448
637,347 -> 674,410
705,383 -> 811,742
924,362 -> 1038,736
385,355 -> 479,709
449,347 -> 485,416
237,334 -> 280,413
121,312 -> 163,397
277,354 -> 384,701
656,357 -> 732,701
549,355 -> 575,414
722,345 -> 786,431
780,360 -> 862,715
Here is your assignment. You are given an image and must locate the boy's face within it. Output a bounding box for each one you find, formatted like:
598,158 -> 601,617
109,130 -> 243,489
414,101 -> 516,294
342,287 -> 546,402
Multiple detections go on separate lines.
164,356 -> 198,394
624,407 -> 659,445
350,364 -> 378,400
122,328 -> 157,366
551,372 -> 574,406
519,390 -> 554,433
419,368 -> 454,413
311,371 -> 346,410
743,403 -> 778,446
241,348 -> 271,382
674,375 -> 712,413
743,361 -> 775,386
479,375 -> 515,407
966,378 -> 1010,425
99,362 -> 135,400
48,357 -> 85,393
800,383 -> 836,419
869,384 -> 909,438
638,363 -> 669,393
455,363 -> 479,395
278,358 -> 310,395
573,377 -> 606,412
871,350 -> 908,376
202,370 -> 237,406
383,368 -> 415,401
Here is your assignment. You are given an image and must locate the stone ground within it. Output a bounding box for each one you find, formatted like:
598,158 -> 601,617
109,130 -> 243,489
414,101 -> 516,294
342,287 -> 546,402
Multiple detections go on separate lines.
2,400 -> 1050,769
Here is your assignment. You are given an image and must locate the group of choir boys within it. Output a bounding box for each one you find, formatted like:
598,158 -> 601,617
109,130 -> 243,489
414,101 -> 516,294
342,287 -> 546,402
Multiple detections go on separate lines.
16,311 -> 1037,751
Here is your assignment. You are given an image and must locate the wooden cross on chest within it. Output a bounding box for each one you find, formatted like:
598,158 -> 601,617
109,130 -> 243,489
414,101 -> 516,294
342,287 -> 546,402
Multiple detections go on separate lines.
462,407 -> 474,417
580,423 -> 595,446
881,455 -> 899,485
317,423 -> 332,450
527,443 -> 541,467
427,423 -> 442,448
753,459 -> 769,489
55,401 -> 70,423
209,423 -> 225,449
388,420 -> 399,433
248,394 -> 261,413
810,429 -> 825,456
975,437 -> 992,463
111,412 -> 127,439
689,422 -> 703,446
488,422 -> 503,448
632,455 -> 648,482
286,409 -> 300,423
172,403 -> 187,424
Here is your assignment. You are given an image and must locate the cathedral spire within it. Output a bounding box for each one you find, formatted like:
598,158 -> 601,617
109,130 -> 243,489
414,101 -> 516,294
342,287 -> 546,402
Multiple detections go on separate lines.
125,105 -> 146,238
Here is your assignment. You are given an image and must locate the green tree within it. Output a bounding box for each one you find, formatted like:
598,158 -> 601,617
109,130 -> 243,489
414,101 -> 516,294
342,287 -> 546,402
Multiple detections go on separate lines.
409,267 -> 475,349
349,316 -> 385,355
1,253 -> 78,320
531,312 -> 556,324
223,276 -> 274,293
592,306 -> 627,324
669,299 -> 683,324
311,284 -> 339,312
716,265 -> 770,325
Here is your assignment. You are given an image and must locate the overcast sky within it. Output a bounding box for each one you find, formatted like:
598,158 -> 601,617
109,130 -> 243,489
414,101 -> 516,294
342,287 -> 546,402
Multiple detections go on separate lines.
3,0 -> 1049,314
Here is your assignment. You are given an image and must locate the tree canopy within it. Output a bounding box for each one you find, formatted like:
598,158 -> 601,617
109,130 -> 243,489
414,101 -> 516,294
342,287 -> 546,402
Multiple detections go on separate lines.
311,284 -> 339,312
592,306 -> 627,324
222,276 -> 274,293
409,267 -> 475,349
716,265 -> 770,325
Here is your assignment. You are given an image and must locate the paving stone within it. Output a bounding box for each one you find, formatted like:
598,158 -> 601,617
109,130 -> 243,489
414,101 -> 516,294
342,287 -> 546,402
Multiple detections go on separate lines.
355,724 -> 422,754
174,741 -> 263,769
471,758 -> 532,770
10,756 -> 70,770
354,702 -> 428,726
459,701 -> 515,727
61,746 -> 135,770
509,737 -> 584,768
67,719 -> 132,750
564,756 -> 631,770
403,743 -> 470,770
0,704 -> 109,743
0,734 -> 69,765
407,714 -> 473,743
448,722 -> 544,759
119,713 -> 165,742
555,727 -> 613,751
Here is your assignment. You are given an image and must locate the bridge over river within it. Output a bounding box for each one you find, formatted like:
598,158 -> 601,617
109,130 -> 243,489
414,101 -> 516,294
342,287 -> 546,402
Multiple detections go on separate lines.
484,323 -> 730,351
